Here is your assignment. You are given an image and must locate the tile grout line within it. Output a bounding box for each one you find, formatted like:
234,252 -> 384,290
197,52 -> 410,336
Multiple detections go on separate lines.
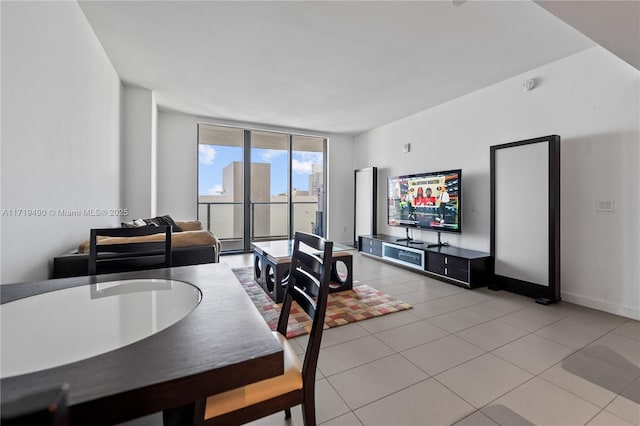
234,252 -> 640,426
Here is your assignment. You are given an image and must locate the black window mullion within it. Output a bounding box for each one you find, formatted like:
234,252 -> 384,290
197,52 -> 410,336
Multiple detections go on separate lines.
288,134 -> 293,239
243,130 -> 251,252
322,138 -> 328,237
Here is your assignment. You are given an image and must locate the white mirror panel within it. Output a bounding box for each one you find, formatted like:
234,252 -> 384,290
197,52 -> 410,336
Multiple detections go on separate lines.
495,142 -> 549,286
355,168 -> 376,239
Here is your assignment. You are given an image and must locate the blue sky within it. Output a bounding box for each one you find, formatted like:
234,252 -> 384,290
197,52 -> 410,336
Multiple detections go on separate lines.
198,145 -> 322,196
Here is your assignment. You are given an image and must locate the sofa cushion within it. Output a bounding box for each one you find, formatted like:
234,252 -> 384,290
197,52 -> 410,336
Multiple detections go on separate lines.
175,220 -> 203,232
77,229 -> 220,256
121,215 -> 183,231
143,215 -> 183,232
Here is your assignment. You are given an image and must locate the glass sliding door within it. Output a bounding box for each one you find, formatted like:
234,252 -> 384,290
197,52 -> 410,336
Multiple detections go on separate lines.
197,124 -> 244,252
250,130 -> 289,242
292,135 -> 325,236
198,124 -> 326,254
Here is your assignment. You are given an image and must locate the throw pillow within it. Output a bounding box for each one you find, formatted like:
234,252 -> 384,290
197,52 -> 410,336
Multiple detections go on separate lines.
143,215 -> 183,232
122,218 -> 155,229
159,214 -> 183,232
133,218 -> 147,227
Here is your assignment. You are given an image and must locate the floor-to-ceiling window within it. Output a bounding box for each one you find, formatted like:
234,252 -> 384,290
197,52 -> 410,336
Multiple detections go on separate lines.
292,134 -> 325,236
250,130 -> 289,243
197,125 -> 245,251
197,124 -> 326,254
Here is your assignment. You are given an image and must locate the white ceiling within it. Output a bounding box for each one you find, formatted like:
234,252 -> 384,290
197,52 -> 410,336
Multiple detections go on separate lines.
79,1 -> 598,135
535,0 -> 640,71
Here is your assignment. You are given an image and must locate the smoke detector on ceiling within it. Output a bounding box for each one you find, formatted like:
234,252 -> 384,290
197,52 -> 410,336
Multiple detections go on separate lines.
523,79 -> 536,92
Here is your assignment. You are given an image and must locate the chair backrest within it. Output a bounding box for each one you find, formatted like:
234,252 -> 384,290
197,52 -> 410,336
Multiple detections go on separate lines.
88,226 -> 172,275
276,231 -> 333,387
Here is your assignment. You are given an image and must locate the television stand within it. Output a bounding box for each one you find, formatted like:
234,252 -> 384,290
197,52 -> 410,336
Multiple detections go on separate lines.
358,234 -> 492,288
426,232 -> 447,248
396,228 -> 425,245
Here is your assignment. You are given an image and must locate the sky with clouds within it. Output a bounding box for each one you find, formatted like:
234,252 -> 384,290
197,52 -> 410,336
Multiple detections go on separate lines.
198,144 -> 322,196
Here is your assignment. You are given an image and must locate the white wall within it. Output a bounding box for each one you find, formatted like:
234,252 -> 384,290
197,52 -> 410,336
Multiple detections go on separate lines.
156,110 -> 199,220
327,134 -> 355,244
122,86 -> 157,220
1,1 -> 122,283
354,46 -> 639,319
156,109 -> 354,241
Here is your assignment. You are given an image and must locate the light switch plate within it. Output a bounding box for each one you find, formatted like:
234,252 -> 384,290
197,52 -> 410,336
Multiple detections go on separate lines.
596,200 -> 615,212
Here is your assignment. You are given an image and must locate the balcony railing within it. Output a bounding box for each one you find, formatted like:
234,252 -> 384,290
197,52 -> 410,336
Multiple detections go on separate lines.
198,201 -> 320,253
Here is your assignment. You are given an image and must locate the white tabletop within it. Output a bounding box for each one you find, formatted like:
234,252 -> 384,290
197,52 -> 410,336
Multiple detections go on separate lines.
0,279 -> 201,378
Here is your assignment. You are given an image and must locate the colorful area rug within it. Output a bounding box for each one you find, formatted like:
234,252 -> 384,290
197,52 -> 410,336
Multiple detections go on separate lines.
232,266 -> 412,338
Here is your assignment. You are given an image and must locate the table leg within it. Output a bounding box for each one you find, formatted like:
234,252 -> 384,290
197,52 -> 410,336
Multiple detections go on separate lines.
253,252 -> 264,285
258,258 -> 290,303
163,399 -> 205,426
329,254 -> 353,293
272,262 -> 290,303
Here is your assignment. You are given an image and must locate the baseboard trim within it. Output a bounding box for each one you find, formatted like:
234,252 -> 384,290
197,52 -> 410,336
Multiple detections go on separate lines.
561,291 -> 640,321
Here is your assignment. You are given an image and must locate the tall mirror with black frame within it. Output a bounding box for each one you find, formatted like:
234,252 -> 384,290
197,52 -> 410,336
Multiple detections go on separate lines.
490,135 -> 561,304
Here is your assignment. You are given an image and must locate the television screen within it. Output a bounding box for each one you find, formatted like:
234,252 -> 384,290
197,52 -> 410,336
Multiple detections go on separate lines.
387,169 -> 461,233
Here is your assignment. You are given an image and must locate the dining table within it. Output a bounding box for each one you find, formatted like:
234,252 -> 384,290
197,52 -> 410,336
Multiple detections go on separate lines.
0,263 -> 284,425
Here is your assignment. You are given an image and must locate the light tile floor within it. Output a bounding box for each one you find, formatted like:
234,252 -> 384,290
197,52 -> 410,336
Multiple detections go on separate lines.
126,252 -> 640,426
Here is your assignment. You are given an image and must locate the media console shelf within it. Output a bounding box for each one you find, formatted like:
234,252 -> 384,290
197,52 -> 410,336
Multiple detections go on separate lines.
359,234 -> 493,288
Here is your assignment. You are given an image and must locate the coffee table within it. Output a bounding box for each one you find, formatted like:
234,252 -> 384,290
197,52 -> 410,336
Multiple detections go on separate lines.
252,240 -> 354,303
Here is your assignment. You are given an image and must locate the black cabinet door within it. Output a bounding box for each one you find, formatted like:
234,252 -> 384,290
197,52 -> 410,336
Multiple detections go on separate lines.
446,266 -> 469,282
427,253 -> 469,284
446,256 -> 468,271
426,253 -> 446,275
360,237 -> 382,257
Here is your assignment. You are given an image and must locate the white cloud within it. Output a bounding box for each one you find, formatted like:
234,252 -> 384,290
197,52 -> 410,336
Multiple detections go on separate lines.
292,152 -> 322,174
292,159 -> 313,174
207,184 -> 224,195
199,145 -> 216,165
259,150 -> 287,162
296,151 -> 323,163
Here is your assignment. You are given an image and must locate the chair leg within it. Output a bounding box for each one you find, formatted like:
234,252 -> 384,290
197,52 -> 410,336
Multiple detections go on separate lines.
301,398 -> 316,426
284,407 -> 291,419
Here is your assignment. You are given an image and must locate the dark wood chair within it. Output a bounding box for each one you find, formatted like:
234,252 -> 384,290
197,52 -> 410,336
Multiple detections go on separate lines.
88,226 -> 172,275
0,384 -> 69,426
203,231 -> 334,426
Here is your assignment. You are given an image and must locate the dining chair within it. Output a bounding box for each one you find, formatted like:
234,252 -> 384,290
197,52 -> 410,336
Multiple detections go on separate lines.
88,226 -> 172,275
203,231 -> 334,426
0,383 -> 69,426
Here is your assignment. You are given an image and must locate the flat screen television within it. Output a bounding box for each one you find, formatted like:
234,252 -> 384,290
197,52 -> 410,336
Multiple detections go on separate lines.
387,169 -> 462,234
